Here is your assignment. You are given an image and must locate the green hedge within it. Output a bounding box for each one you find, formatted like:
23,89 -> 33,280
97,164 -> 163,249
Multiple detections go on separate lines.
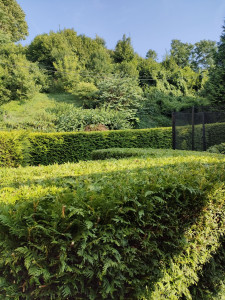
176,122 -> 225,151
206,123 -> 225,149
0,122 -> 224,167
207,142 -> 225,154
91,147 -> 209,161
0,151 -> 224,298
28,128 -> 172,165
0,131 -> 29,167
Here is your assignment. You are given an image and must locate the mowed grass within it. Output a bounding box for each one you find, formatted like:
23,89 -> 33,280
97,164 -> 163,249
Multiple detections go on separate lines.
0,93 -> 82,131
0,148 -> 224,204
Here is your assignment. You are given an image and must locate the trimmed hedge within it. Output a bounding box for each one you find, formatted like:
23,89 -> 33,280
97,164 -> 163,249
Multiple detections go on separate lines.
0,122 -> 225,167
176,122 -> 225,151
27,128 -> 172,165
0,151 -> 224,298
0,131 -> 29,167
91,147 -> 210,161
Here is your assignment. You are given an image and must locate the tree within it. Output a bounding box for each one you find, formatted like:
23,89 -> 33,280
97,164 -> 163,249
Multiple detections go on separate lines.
0,0 -> 28,42
191,40 -> 217,71
113,34 -> 135,63
0,43 -> 46,103
203,22 -> 225,108
146,49 -> 158,61
170,39 -> 194,68
91,75 -> 144,126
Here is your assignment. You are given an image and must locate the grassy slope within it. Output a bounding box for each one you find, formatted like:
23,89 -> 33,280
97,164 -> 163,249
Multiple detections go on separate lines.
0,93 -> 82,131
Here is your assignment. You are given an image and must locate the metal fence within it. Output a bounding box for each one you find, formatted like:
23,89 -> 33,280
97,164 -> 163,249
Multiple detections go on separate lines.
172,108 -> 225,151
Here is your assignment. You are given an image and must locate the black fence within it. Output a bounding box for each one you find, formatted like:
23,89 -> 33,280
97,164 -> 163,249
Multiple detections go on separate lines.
172,108 -> 225,151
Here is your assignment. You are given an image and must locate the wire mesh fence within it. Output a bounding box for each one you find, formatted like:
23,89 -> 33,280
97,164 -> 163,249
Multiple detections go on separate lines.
172,108 -> 225,151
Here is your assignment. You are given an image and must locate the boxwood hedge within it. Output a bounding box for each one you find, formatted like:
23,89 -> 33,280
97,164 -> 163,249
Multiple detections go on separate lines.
0,149 -> 224,299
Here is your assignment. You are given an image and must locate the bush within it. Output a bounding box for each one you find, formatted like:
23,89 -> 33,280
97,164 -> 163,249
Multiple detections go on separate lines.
52,105 -> 132,132
207,142 -> 225,154
0,151 -> 224,298
91,147 -> 195,160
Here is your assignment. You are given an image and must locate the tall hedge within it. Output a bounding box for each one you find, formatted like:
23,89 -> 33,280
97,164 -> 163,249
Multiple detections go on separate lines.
176,122 -> 225,151
28,128 -> 172,165
0,123 -> 225,167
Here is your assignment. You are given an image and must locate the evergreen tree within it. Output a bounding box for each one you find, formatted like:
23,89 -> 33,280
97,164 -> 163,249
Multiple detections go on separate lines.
113,34 -> 135,63
204,22 -> 225,108
146,49 -> 158,61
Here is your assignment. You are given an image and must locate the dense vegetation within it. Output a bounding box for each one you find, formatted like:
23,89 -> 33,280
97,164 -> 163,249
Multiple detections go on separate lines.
0,2 -> 225,299
1,0 -> 224,131
0,149 -> 224,299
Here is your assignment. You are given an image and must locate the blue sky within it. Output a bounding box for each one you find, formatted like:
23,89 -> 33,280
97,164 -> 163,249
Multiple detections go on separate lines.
17,0 -> 225,60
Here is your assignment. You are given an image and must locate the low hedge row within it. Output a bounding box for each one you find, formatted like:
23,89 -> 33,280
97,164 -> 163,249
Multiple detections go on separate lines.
91,147 -> 210,161
207,142 -> 225,154
0,150 -> 224,298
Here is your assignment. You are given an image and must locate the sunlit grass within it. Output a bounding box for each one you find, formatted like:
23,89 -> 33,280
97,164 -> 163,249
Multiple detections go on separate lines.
0,93 -> 82,131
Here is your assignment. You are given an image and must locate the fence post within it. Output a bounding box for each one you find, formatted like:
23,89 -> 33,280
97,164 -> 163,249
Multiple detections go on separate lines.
192,106 -> 195,151
202,112 -> 206,151
172,112 -> 176,150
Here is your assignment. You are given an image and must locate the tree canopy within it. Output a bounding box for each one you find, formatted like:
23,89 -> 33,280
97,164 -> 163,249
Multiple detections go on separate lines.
0,0 -> 28,42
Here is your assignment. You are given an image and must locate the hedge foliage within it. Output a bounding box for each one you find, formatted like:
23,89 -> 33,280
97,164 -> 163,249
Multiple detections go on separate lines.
176,122 -> 225,151
0,150 -> 224,299
91,147 -> 206,161
27,128 -> 172,166
207,142 -> 225,154
0,131 -> 29,167
0,122 -> 225,167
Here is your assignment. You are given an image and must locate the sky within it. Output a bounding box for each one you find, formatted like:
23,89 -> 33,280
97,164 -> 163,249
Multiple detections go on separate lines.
17,0 -> 225,61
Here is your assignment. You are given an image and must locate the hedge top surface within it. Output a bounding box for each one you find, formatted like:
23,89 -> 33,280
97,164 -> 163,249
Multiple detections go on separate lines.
0,148 -> 224,299
0,148 -> 224,205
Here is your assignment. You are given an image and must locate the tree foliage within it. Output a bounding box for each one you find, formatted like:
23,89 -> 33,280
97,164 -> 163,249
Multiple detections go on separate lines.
0,0 -> 28,42
203,22 -> 225,108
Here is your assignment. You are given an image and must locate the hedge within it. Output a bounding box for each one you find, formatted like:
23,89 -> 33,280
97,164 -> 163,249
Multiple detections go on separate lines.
91,147 -> 214,161
0,150 -> 224,298
207,142 -> 225,154
0,131 -> 29,167
0,122 -> 225,167
27,127 -> 172,166
176,122 -> 225,151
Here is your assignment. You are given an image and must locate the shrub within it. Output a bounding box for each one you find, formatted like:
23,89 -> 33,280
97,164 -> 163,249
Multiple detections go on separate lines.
91,147 -> 193,160
0,151 -> 224,298
207,142 -> 225,154
52,105 -> 132,132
